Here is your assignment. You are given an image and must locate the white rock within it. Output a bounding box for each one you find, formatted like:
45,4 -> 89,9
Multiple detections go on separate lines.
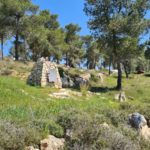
139,125 -> 150,140
40,135 -> 65,150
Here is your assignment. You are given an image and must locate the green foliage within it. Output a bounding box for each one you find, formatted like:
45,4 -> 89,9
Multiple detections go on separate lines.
0,120 -> 41,150
32,120 -> 64,138
84,0 -> 150,89
0,66 -> 150,149
57,110 -> 140,150
64,23 -> 84,67
82,35 -> 103,69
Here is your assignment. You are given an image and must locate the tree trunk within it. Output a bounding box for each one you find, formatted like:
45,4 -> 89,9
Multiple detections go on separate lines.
149,60 -> 150,71
1,35 -> 4,60
109,56 -> 111,75
87,60 -> 89,69
66,52 -> 68,66
15,16 -> 20,61
116,62 -> 122,90
112,30 -> 122,90
89,62 -> 95,69
15,33 -> 19,60
56,58 -> 59,64
123,64 -> 129,78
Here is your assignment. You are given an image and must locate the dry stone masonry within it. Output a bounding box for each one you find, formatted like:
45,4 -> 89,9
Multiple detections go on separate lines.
27,59 -> 62,88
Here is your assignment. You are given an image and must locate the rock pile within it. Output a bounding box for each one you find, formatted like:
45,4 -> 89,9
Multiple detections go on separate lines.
27,59 -> 62,88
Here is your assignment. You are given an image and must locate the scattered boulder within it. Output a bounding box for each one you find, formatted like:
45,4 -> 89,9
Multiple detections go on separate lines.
128,113 -> 150,140
61,73 -> 74,88
128,113 -> 147,129
49,89 -> 70,99
111,69 -> 118,75
40,135 -> 65,150
74,76 -> 88,87
114,91 -> 127,102
65,129 -> 73,139
96,73 -> 104,83
80,73 -> 91,81
100,122 -> 110,129
140,125 -> 150,140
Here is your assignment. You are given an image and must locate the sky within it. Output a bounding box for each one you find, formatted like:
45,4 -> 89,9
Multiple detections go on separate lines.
32,0 -> 90,35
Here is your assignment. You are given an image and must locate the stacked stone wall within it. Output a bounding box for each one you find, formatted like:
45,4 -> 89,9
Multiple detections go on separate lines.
27,60 -> 62,88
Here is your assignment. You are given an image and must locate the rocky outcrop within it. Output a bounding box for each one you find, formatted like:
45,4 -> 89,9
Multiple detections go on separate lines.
40,135 -> 65,150
27,59 -> 62,88
140,125 -> 150,140
25,135 -> 65,150
96,73 -> 104,83
128,113 -> 147,129
80,73 -> 91,81
128,113 -> 150,140
61,73 -> 74,88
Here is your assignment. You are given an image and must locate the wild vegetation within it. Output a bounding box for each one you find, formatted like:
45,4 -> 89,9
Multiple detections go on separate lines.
0,0 -> 150,89
0,61 -> 150,149
0,0 -> 150,149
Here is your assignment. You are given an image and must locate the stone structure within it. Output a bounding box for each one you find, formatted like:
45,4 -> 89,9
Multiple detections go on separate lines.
27,59 -> 62,88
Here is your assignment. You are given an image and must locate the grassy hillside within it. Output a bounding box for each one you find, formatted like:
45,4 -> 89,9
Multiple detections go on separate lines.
0,60 -> 150,149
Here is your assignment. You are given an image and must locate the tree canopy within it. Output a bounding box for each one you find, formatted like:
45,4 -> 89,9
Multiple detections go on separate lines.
84,0 -> 150,89
0,0 -> 150,90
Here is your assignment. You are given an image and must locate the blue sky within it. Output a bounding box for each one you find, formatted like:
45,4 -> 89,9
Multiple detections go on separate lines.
32,0 -> 90,35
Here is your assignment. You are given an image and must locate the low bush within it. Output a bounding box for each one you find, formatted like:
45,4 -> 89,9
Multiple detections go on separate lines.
0,69 -> 12,76
0,120 -> 41,150
57,110 -> 141,150
32,119 -> 64,138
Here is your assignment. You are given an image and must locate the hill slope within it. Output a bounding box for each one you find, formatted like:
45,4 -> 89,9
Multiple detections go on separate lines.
0,60 -> 150,149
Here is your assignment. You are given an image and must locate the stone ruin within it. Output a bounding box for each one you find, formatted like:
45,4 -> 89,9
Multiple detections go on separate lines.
27,59 -> 62,88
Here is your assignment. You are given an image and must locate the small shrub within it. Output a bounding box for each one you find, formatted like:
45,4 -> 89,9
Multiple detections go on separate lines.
58,110 -> 140,150
90,73 -> 99,82
0,69 -> 12,76
32,120 -> 64,138
80,84 -> 89,96
0,120 -> 41,150
106,110 -> 124,127
120,102 -> 134,110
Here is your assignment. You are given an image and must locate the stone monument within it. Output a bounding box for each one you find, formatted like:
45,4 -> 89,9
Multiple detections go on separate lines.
27,58 -> 62,88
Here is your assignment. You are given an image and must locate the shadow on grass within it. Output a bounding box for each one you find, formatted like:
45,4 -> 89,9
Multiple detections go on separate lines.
90,86 -> 117,93
144,74 -> 150,77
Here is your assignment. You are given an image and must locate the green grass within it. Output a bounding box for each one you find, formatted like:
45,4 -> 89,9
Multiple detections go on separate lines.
0,76 -> 118,121
0,73 -> 150,122
0,64 -> 150,149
